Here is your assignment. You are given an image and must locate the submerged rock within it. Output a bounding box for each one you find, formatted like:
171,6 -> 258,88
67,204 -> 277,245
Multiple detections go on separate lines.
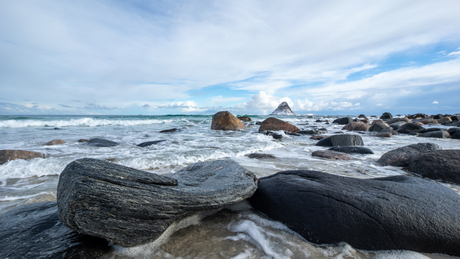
57,159 -> 257,247
269,101 -> 295,115
258,117 -> 299,133
0,149 -> 47,165
45,139 -> 65,145
407,150 -> 460,184
249,170 -> 460,256
246,153 -> 277,159
329,146 -> 374,154
312,150 -> 351,160
259,131 -> 283,140
377,143 -> 442,167
160,128 -> 180,133
0,202 -> 109,259
315,134 -> 364,147
87,138 -> 119,147
137,140 -> 167,147
211,111 -> 247,131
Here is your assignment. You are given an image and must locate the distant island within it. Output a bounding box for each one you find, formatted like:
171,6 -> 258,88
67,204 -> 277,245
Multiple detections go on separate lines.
270,102 -> 296,115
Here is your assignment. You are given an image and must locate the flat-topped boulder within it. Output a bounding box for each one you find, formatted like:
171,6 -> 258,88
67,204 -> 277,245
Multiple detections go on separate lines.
329,146 -> 374,154
86,138 -> 119,147
249,170 -> 460,256
211,111 -> 247,130
315,134 -> 364,147
407,150 -> 460,184
0,202 -> 109,259
0,149 -> 47,165
312,150 -> 351,160
258,117 -> 299,133
57,159 -> 257,247
377,143 -> 442,167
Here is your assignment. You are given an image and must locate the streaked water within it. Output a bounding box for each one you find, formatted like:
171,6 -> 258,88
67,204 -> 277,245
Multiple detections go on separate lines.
0,114 -> 459,258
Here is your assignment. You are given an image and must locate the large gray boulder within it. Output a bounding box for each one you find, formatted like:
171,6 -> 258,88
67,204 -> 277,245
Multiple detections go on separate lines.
407,150 -> 460,184
315,134 -> 364,147
377,143 -> 442,167
249,170 -> 460,256
86,138 -> 119,147
57,159 -> 257,247
0,202 -> 109,259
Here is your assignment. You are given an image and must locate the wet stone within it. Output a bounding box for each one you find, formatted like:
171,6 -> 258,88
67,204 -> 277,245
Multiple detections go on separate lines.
86,138 -> 119,147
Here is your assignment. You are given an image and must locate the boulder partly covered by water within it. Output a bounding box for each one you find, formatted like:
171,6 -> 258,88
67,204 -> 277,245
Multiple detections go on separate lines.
0,202 -> 109,259
315,134 -> 364,147
87,138 -> 119,147
329,146 -> 374,154
342,122 -> 370,131
211,111 -> 247,131
407,150 -> 460,184
249,170 -> 460,256
397,123 -> 425,134
0,149 -> 47,165
57,158 -> 257,247
377,143 -> 442,167
258,117 -> 299,133
312,150 -> 351,160
332,117 -> 352,125
45,139 -> 65,145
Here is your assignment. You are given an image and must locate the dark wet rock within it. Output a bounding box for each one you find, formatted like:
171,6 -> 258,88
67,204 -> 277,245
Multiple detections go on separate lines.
380,112 -> 393,120
160,128 -> 180,133
137,140 -> 167,147
246,153 -> 276,159
377,143 -> 442,167
269,101 -> 295,115
312,150 -> 351,160
0,149 -> 47,165
298,129 -> 326,135
369,120 -> 390,132
45,139 -> 65,145
407,150 -> 460,184
438,117 -> 452,124
378,128 -> 400,135
387,117 -> 410,124
358,114 -> 367,119
315,134 -> 363,147
259,117 -> 299,133
285,131 -> 301,136
260,131 -> 283,140
78,139 -> 88,143
211,111 -> 247,131
249,170 -> 460,256
397,123 -> 425,134
432,114 -> 444,120
388,121 -> 408,130
408,113 -> 428,120
448,128 -> 460,139
419,129 -> 450,139
0,201 -> 109,259
255,121 -> 262,125
329,146 -> 374,154
87,138 -> 119,147
332,117 -> 352,125
310,135 -> 326,140
342,122 -> 370,131
375,132 -> 392,138
416,119 -> 438,125
57,159 -> 257,247
450,116 -> 459,121
54,127 -> 63,130
237,116 -> 251,122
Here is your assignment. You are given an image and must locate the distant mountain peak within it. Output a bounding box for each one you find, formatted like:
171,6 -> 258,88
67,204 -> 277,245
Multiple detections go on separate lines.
270,102 -> 295,115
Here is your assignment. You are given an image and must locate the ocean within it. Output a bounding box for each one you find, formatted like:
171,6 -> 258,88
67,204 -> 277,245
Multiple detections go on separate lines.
0,114 -> 459,259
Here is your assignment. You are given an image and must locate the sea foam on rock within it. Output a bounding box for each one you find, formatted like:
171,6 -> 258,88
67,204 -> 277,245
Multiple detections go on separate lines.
57,158 -> 257,247
249,170 -> 460,256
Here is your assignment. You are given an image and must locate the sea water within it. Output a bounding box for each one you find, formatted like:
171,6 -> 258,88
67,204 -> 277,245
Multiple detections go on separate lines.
0,114 -> 459,259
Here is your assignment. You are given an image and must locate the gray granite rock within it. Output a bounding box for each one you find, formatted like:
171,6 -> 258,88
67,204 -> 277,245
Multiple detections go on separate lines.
377,143 -> 442,167
329,146 -> 374,154
312,150 -> 351,160
407,150 -> 460,184
137,140 -> 167,147
87,138 -> 119,147
315,134 -> 364,147
57,158 -> 257,247
246,153 -> 276,159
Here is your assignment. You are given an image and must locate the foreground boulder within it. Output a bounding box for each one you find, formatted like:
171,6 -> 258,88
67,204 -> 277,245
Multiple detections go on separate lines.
57,159 -> 257,247
407,150 -> 460,184
377,143 -> 442,167
0,202 -> 109,258
0,149 -> 47,165
249,170 -> 460,256
211,111 -> 247,130
258,117 -> 299,133
315,134 -> 364,147
87,138 -> 119,147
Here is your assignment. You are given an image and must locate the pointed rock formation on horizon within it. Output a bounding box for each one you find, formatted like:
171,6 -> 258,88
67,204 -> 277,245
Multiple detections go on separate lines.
270,102 -> 295,115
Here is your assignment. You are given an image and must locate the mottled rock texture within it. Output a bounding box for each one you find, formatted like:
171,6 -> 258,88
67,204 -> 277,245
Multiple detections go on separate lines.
237,116 -> 251,122
258,117 -> 299,133
315,134 -> 364,147
369,120 -> 390,132
211,111 -> 247,131
0,149 -> 46,165
57,159 -> 257,247
249,170 -> 460,256
342,122 -> 370,131
407,150 -> 460,184
86,138 -> 119,147
377,143 -> 442,167
312,150 -> 351,160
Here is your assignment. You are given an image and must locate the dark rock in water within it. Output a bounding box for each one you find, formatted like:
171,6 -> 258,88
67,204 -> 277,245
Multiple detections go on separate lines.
269,101 -> 295,115
298,129 -> 326,135
137,140 -> 167,147
54,127 -> 63,130
419,129 -> 450,138
249,170 -> 460,256
259,117 -> 299,133
407,150 -> 460,184
211,111 -> 247,131
160,128 -> 180,133
369,120 -> 390,132
388,121 -> 408,130
255,121 -> 262,125
78,139 -> 88,143
416,119 -> 438,125
237,116 -> 251,122
0,149 -> 47,165
0,201 -> 109,259
315,134 -> 363,147
284,131 -> 301,136
312,150 -> 351,160
450,116 -> 459,121
408,113 -> 428,120
358,114 -> 367,118
87,138 -> 119,147
45,139 -> 65,145
332,117 -> 352,125
432,114 -> 444,120
397,123 -> 425,134
246,153 -> 276,159
57,159 -> 257,247
448,128 -> 460,139
342,122 -> 370,131
377,143 -> 442,167
329,146 -> 374,154
387,117 -> 410,124
310,135 -> 326,140
380,112 -> 393,120
260,131 -> 283,140
375,132 -> 392,138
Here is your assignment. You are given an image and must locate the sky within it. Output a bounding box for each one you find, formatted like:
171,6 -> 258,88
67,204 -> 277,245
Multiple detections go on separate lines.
1,0 -> 460,116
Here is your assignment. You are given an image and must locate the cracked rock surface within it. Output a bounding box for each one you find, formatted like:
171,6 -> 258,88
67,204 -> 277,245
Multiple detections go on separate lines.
249,170 -> 460,256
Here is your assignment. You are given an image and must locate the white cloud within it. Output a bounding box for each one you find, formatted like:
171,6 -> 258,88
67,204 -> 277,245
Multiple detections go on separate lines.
208,96 -> 245,106
237,91 -> 293,114
154,101 -> 203,112
433,101 -> 439,104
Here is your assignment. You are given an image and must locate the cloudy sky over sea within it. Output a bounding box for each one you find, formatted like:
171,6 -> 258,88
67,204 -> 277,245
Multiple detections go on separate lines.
1,0 -> 460,115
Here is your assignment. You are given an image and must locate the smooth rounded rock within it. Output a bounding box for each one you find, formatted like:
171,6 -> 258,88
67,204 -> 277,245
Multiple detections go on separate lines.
312,150 -> 351,160
377,143 -> 442,167
86,138 -> 119,147
369,120 -> 390,132
315,134 -> 364,147
45,139 -> 65,145
342,122 -> 370,131
329,146 -> 374,154
407,150 -> 460,184
380,112 -> 393,120
397,123 -> 425,134
259,117 -> 299,133
137,140 -> 167,147
0,149 -> 47,165
211,111 -> 247,131
332,117 -> 352,125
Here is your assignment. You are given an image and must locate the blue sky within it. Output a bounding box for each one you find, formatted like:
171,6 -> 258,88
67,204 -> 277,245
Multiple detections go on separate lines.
1,0 -> 460,115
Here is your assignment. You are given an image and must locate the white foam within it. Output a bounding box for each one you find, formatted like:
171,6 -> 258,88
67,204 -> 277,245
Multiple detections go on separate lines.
0,117 -> 170,128
373,250 -> 431,259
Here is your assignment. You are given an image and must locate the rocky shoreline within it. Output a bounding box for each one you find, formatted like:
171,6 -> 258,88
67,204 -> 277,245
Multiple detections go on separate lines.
1,110 -> 460,258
